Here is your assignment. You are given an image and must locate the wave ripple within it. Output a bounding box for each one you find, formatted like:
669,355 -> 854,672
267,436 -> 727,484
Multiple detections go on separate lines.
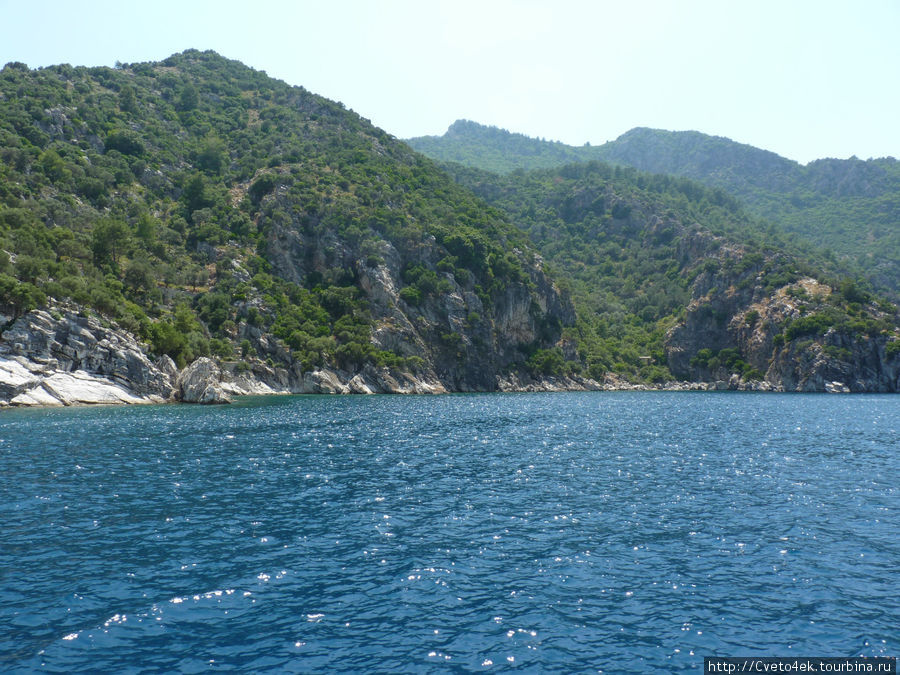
1,392 -> 897,672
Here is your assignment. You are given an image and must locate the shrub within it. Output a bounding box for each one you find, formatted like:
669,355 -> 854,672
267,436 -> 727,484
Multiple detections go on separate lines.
743,367 -> 765,381
240,339 -> 254,358
249,173 -> 278,204
824,345 -> 851,361
399,285 -> 422,306
105,130 -> 145,156
690,348 -> 714,368
744,309 -> 760,327
209,338 -> 233,358
147,320 -> 188,365
436,256 -> 457,274
838,279 -> 869,305
784,312 -> 836,341
527,347 -> 565,376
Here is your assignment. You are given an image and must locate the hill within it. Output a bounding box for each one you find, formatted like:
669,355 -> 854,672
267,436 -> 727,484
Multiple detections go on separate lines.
443,161 -> 900,391
0,51 -> 573,398
0,53 -> 897,401
408,122 -> 900,296
406,120 -> 596,173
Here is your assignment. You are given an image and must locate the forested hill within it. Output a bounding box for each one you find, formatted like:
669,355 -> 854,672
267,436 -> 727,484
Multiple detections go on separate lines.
408,121 -> 900,296
407,120 -> 595,173
1,52 -> 897,394
444,161 -> 900,390
0,50 -> 572,391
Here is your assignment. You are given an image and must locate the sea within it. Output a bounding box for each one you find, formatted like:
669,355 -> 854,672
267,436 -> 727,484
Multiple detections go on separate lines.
1,392 -> 897,673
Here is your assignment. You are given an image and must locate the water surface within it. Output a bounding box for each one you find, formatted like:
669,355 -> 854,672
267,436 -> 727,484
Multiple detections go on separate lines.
1,392 -> 897,672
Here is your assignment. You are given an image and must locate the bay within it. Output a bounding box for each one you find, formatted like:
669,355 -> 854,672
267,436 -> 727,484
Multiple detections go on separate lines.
1,392 -> 897,672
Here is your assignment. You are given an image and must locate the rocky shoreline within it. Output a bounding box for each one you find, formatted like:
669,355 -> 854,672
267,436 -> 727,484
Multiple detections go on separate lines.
0,306 -> 876,409
0,307 -> 174,408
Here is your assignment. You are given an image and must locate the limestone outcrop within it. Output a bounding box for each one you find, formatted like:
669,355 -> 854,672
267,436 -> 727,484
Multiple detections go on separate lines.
665,256 -> 900,392
175,357 -> 231,404
0,306 -> 175,407
264,196 -> 574,392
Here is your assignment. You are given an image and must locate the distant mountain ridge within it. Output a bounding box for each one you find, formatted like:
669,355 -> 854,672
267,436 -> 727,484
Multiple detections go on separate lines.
407,121 -> 900,295
408,120 -> 595,173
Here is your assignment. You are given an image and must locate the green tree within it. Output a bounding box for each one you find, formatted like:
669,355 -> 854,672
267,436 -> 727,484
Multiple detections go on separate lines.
118,85 -> 137,113
39,149 -> 70,182
135,212 -> 156,244
147,321 -> 188,366
527,347 -> 566,376
181,172 -> 213,218
196,135 -> 227,175
177,82 -> 199,111
123,259 -> 156,300
838,279 -> 869,305
91,218 -> 130,268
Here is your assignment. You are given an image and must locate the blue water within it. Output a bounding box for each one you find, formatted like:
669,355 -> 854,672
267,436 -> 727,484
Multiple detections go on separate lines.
1,392 -> 897,673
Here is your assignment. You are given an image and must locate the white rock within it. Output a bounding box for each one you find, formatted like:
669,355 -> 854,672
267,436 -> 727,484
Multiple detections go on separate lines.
10,386 -> 64,407
155,354 -> 179,380
825,381 -> 850,394
176,357 -> 230,404
347,374 -> 375,394
42,370 -> 146,405
0,357 -> 42,395
301,368 -> 350,394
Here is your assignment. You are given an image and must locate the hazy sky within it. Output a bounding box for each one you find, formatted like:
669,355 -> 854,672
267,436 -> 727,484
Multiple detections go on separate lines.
2,0 -> 898,164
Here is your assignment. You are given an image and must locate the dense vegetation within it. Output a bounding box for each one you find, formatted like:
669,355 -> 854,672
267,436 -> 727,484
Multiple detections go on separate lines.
444,160 -> 898,382
408,120 -> 596,174
1,52 -> 895,387
409,121 -> 900,297
0,52 -> 541,375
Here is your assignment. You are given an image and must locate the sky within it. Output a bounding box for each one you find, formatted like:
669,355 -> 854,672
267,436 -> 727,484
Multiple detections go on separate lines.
2,0 -> 898,164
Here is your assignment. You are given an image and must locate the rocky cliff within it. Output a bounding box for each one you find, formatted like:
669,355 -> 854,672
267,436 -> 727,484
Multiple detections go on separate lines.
0,305 -> 175,406
0,295 -> 578,407
258,184 -> 575,392
665,246 -> 900,392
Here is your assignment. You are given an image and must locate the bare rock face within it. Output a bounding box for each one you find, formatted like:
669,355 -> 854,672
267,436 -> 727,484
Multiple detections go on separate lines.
665,263 -> 900,392
0,306 -> 175,406
155,355 -> 179,381
264,208 -> 574,392
176,357 -> 231,404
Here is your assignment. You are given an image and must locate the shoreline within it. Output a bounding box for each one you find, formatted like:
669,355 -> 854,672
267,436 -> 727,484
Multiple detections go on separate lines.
0,307 -> 882,411
2,352 -> 868,411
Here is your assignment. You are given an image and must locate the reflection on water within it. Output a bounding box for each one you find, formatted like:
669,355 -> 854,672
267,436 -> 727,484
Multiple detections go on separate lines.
1,392 -> 897,672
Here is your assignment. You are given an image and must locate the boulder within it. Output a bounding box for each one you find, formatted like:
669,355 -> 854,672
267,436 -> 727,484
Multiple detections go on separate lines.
347,374 -> 375,394
176,357 -> 230,404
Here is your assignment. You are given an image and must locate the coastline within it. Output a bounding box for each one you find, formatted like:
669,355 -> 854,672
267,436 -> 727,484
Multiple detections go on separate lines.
3,350 -> 843,411
0,306 -> 877,410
